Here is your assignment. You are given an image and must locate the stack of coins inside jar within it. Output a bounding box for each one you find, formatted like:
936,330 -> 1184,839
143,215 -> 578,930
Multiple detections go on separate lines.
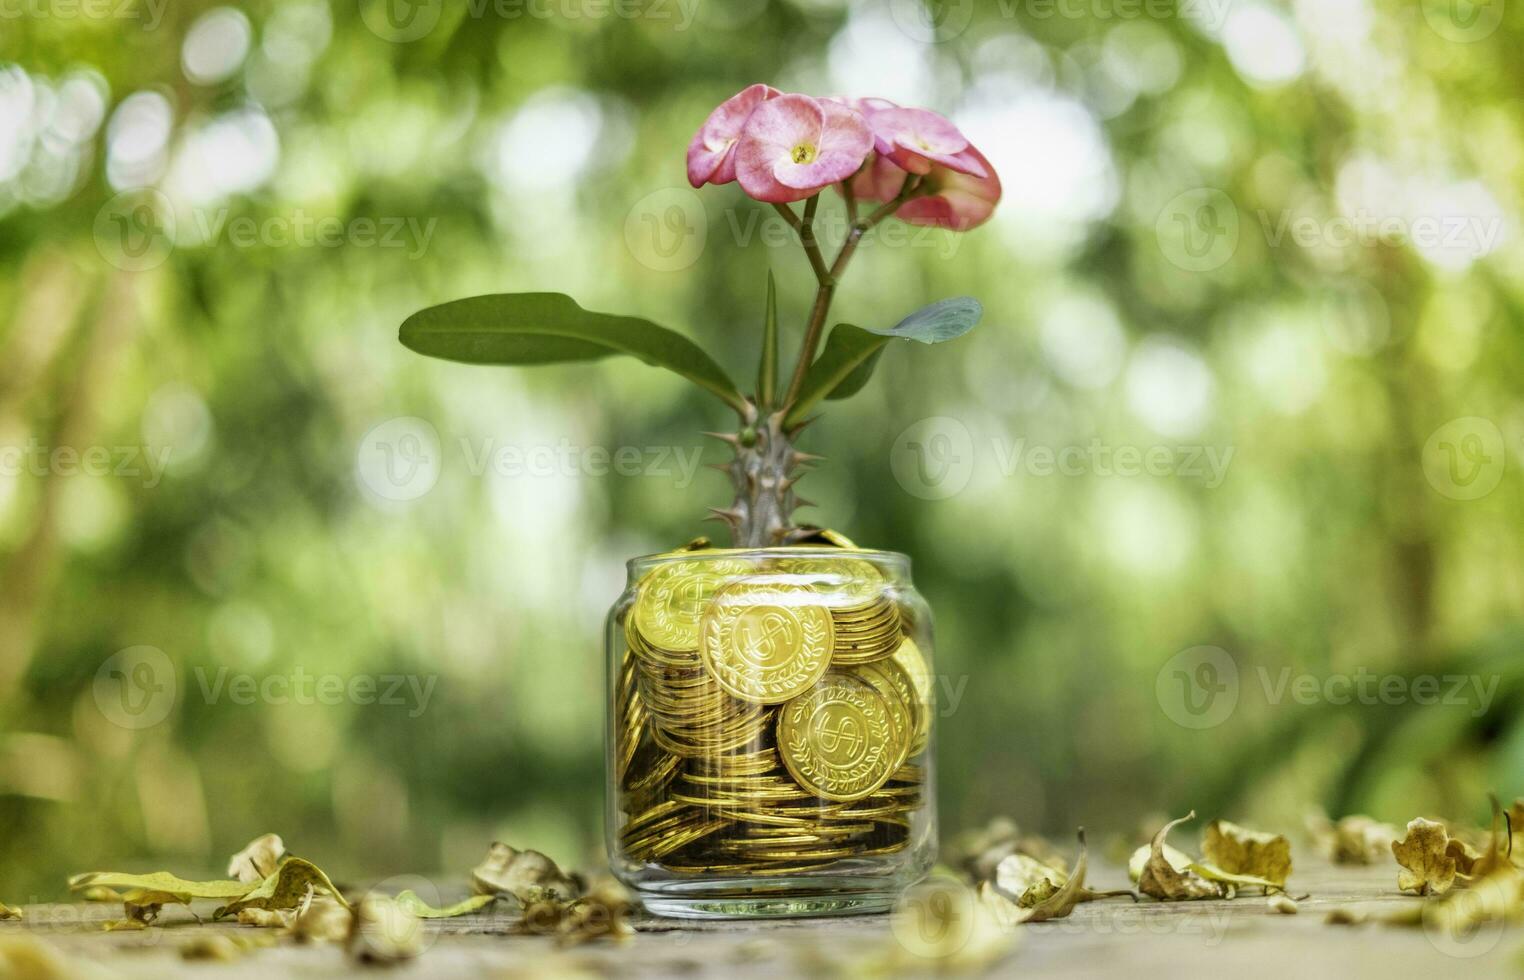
614,551 -> 932,875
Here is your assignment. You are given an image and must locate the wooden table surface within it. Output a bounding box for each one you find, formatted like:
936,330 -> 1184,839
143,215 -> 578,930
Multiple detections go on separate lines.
3,861 -> 1519,978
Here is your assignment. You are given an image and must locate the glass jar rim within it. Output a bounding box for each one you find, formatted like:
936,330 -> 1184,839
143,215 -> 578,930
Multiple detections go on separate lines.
626,545 -> 910,573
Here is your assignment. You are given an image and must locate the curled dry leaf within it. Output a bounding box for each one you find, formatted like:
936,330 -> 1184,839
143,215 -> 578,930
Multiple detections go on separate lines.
1306,812 -> 1399,865
348,896 -> 425,964
1202,820 -> 1292,887
227,834 -> 286,884
0,902 -> 20,921
992,854 -> 1065,908
1132,812 -> 1223,901
219,858 -> 348,918
472,843 -> 581,904
982,830 -> 1110,924
1391,818 -> 1458,896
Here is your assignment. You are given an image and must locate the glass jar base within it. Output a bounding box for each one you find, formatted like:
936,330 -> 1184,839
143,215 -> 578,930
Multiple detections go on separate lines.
634,875 -> 905,919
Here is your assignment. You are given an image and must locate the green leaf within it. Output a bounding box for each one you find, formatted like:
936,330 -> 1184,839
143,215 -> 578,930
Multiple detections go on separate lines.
869,296 -> 983,344
784,324 -> 888,427
400,292 -> 745,411
757,272 -> 778,409
68,872 -> 251,901
393,891 -> 496,919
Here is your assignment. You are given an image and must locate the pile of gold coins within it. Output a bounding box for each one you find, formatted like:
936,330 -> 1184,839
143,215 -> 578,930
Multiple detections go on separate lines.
614,550 -> 932,876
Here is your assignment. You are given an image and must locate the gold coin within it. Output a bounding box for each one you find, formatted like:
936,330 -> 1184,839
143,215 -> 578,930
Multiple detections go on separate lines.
633,558 -> 752,651
772,556 -> 885,605
776,672 -> 901,802
700,583 -> 834,704
853,661 -> 917,769
888,638 -> 931,755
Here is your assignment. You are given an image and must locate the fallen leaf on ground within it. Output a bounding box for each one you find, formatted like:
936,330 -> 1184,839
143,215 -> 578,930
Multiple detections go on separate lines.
0,903 -> 20,920
219,858 -> 348,917
473,843 -> 580,904
1202,820 -> 1292,887
993,833 -> 1132,913
1133,812 -> 1223,900
67,872 -> 251,924
393,890 -> 496,919
1392,818 -> 1459,896
1306,812 -> 1398,865
227,834 -> 286,883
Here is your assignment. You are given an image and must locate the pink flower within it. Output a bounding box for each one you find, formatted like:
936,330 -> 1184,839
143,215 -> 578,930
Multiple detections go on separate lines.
687,84 -> 780,188
847,148 -> 1002,231
734,94 -> 872,203
859,104 -> 988,178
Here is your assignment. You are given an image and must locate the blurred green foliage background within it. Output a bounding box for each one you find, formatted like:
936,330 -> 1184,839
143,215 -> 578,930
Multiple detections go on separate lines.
2,0 -> 1523,898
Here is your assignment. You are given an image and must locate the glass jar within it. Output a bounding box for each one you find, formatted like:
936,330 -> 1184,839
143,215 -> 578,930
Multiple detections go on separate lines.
605,546 -> 937,918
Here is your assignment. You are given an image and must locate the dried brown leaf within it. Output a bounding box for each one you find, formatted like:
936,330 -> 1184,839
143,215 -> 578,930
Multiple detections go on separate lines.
0,903 -> 20,921
1392,818 -> 1458,896
219,858 -> 347,917
472,843 -> 580,903
1135,812 -> 1223,901
227,834 -> 286,884
1202,820 -> 1292,887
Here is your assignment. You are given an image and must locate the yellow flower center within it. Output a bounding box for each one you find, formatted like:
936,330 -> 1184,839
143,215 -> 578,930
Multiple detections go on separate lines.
791,143 -> 817,165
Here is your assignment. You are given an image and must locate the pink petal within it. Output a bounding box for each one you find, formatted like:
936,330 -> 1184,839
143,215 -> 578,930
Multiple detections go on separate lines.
899,147 -> 1001,230
687,83 -> 780,187
845,152 -> 910,203
738,94 -> 844,202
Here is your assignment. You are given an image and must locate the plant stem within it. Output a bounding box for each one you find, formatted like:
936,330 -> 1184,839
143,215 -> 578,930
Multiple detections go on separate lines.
777,175 -> 924,411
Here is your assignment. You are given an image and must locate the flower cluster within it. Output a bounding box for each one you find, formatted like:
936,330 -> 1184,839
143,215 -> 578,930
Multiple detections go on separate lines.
687,85 -> 1001,231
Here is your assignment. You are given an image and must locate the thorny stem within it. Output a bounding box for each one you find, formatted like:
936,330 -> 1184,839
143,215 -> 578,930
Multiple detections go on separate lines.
718,176 -> 926,546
